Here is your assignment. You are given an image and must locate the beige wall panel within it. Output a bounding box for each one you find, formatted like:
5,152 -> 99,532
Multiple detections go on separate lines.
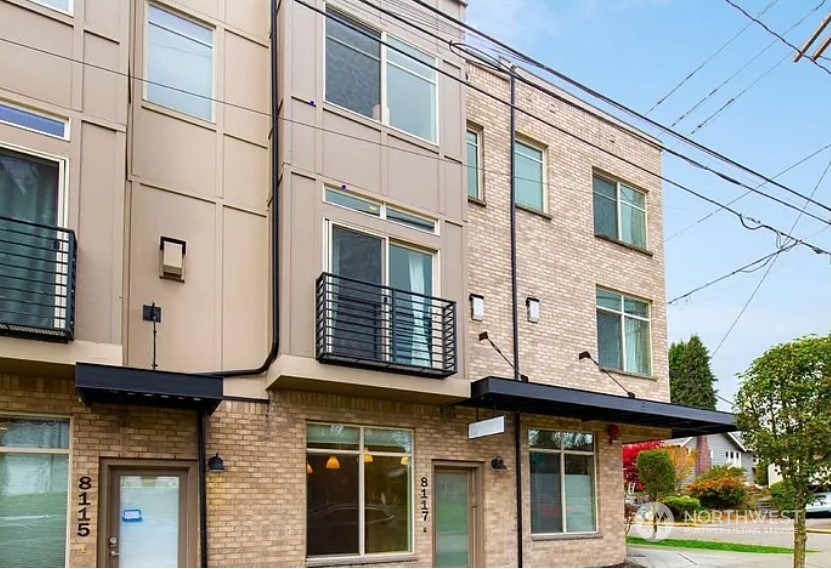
386,134 -> 439,210
224,0 -> 269,40
223,30 -> 269,144
321,110 -> 382,191
442,157 -> 464,221
286,173 -> 318,357
439,61 -> 463,161
127,186 -> 216,372
221,207 -> 268,369
223,135 -> 269,212
173,0 -> 219,20
82,33 -> 122,124
287,98 -> 316,173
288,0 -> 317,100
132,110 -> 217,197
75,123 -> 121,344
84,0 -> 123,41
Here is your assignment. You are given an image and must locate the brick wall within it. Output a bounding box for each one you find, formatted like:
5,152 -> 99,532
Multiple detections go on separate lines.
465,62 -> 670,403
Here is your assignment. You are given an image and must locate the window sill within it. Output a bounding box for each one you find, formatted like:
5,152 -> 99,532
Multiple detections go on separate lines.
516,204 -> 552,221
321,101 -> 440,153
306,554 -> 418,567
600,367 -> 656,381
594,233 -> 653,256
532,532 -> 603,542
468,196 -> 487,207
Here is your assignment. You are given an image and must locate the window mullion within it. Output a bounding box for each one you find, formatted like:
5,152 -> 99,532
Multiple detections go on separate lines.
380,32 -> 388,126
616,182 -> 623,240
560,449 -> 567,533
359,427 -> 366,556
621,313 -> 628,372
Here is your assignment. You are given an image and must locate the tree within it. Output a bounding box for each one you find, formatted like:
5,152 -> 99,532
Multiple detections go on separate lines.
735,334 -> 831,568
664,445 -> 697,491
636,450 -> 676,538
669,334 -> 717,410
623,441 -> 662,489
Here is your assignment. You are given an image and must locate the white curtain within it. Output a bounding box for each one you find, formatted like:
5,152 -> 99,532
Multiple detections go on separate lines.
625,317 -> 650,375
407,254 -> 431,367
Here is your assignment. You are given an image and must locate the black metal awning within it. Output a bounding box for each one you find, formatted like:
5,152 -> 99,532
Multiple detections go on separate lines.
76,363 -> 223,414
461,376 -> 735,438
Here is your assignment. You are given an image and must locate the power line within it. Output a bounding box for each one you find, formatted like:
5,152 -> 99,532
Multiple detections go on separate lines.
648,0 -> 781,116
723,0 -> 831,75
406,0 -> 831,219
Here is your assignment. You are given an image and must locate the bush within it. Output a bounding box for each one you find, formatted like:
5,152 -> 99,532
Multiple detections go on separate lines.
688,475 -> 748,509
663,495 -> 702,518
769,481 -> 796,513
697,465 -> 746,481
636,450 -> 676,502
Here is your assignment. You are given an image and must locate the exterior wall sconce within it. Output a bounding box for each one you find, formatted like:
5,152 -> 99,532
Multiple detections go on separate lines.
159,236 -> 186,282
526,297 -> 540,323
491,456 -> 507,470
607,424 -> 621,444
470,294 -> 484,321
207,453 -> 225,472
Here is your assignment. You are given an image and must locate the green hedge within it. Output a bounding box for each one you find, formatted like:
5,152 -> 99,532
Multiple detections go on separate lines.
663,495 -> 702,518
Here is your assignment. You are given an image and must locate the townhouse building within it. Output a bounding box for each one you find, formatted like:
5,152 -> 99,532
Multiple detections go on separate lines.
0,0 -> 734,567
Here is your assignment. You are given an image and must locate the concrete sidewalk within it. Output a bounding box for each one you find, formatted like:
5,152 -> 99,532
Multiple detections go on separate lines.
626,546 -> 828,568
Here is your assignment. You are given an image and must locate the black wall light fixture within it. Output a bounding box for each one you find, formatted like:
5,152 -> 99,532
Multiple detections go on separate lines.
207,453 -> 225,472
491,456 -> 508,470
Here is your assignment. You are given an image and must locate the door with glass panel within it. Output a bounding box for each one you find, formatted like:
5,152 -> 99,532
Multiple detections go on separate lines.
328,224 -> 435,366
434,466 -> 480,568
102,465 -> 195,568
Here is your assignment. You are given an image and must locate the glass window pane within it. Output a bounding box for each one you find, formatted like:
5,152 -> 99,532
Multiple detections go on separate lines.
530,452 -> 562,534
596,289 -> 621,312
435,470 -> 470,567
31,0 -> 70,12
515,146 -> 543,210
0,418 -> 69,449
0,453 -> 68,567
119,475 -> 180,567
147,6 -> 213,120
325,189 -> 381,216
387,64 -> 436,141
307,453 -> 360,556
387,207 -> 436,233
528,430 -> 562,451
306,423 -> 360,450
561,432 -> 594,452
325,13 -> 381,119
364,428 -> 412,454
389,245 -> 434,367
596,310 -> 622,370
564,455 -> 596,532
387,37 -> 435,76
623,297 -> 649,318
620,185 -> 645,209
620,202 -> 646,248
624,316 -> 651,375
592,176 -> 616,200
593,191 -> 617,239
466,131 -> 479,198
0,104 -> 65,138
364,456 -> 411,553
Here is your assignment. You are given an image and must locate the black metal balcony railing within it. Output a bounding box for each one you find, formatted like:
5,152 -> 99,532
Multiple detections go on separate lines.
0,215 -> 76,342
316,272 -> 457,378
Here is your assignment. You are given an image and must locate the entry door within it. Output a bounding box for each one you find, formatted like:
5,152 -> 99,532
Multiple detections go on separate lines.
434,467 -> 480,568
103,467 -> 193,568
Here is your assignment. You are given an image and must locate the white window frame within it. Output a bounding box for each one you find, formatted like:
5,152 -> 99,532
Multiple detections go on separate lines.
0,413 -> 72,568
596,287 -> 652,376
29,0 -> 73,15
0,100 -> 69,140
514,137 -> 546,212
324,186 -> 439,235
143,2 -> 216,122
305,422 -> 414,561
323,5 -> 440,144
593,174 -> 648,248
466,126 -> 482,200
528,430 -> 598,536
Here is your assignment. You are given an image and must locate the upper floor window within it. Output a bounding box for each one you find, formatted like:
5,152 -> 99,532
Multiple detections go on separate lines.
596,288 -> 651,376
324,187 -> 437,234
31,0 -> 71,14
0,102 -> 67,139
514,139 -> 544,211
466,127 -> 482,199
146,5 -> 214,121
593,175 -> 647,249
325,9 -> 438,142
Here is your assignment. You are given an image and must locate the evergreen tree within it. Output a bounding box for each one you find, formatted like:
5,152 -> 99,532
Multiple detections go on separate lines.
669,334 -> 717,410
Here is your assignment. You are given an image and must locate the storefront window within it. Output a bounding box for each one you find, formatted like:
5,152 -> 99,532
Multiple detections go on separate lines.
529,429 -> 596,534
0,417 -> 70,567
306,423 -> 412,558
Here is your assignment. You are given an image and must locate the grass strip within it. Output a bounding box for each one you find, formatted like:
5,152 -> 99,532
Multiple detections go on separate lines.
626,535 -> 798,554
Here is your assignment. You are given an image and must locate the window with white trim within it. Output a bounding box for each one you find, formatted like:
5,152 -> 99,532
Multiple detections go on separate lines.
514,139 -> 545,211
529,430 -> 596,534
0,102 -> 67,139
596,288 -> 651,375
466,127 -> 482,199
325,8 -> 438,142
31,0 -> 71,13
306,423 -> 413,558
146,4 -> 214,120
593,175 -> 647,249
0,417 -> 70,567
324,187 -> 437,234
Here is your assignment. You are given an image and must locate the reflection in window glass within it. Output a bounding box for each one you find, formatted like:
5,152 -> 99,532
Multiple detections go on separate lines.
514,141 -> 544,210
592,175 -> 647,248
325,189 -> 381,217
325,10 -> 381,119
386,207 -> 436,233
386,38 -> 436,142
306,453 -> 360,556
0,103 -> 66,138
596,288 -> 651,375
364,456 -> 410,553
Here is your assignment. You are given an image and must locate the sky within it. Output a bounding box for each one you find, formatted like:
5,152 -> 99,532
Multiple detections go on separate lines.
466,0 -> 831,409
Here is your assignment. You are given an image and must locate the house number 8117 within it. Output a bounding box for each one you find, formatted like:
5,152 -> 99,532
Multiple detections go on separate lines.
420,476 -> 429,532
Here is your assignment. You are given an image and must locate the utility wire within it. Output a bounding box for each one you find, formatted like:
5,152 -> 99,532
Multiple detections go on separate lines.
648,0 -> 781,116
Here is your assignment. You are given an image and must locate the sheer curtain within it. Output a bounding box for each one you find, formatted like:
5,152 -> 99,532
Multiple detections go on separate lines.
407,254 -> 431,367
625,317 -> 650,375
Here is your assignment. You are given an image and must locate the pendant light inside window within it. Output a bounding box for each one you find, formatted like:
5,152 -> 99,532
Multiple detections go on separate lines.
325,455 -> 341,470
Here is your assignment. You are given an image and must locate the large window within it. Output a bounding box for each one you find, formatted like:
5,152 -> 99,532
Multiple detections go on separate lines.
596,288 -> 651,376
146,5 -> 214,121
0,417 -> 70,567
593,176 -> 647,249
529,430 -> 596,534
466,128 -> 481,199
306,423 -> 412,558
325,9 -> 438,142
514,139 -> 545,211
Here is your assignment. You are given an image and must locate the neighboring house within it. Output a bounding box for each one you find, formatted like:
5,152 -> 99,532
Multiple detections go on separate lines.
0,0 -> 735,567
666,433 -> 755,485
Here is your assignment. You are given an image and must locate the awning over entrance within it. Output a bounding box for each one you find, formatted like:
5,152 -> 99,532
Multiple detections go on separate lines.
461,376 -> 735,438
76,363 -> 223,414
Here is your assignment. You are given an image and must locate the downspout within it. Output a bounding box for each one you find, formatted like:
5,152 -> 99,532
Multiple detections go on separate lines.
197,410 -> 208,568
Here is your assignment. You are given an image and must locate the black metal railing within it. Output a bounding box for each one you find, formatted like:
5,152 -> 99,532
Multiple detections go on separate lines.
316,272 -> 457,378
0,215 -> 76,342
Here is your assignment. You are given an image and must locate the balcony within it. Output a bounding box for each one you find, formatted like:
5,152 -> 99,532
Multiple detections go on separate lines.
315,272 -> 457,378
0,215 -> 76,342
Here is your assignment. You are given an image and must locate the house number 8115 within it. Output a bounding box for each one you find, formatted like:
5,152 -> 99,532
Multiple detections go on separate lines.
77,476 -> 92,537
